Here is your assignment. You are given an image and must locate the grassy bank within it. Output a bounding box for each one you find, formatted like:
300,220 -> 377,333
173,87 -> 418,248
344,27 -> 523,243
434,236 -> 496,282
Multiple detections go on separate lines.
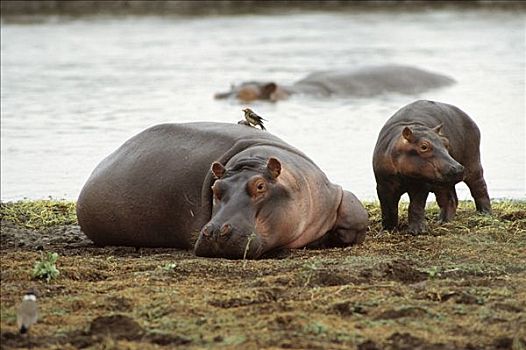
1,198 -> 525,232
1,199 -> 525,349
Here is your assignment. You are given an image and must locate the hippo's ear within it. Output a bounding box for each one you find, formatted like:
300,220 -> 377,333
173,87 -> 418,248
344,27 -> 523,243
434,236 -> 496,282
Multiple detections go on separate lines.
433,123 -> 444,135
261,83 -> 278,99
402,127 -> 415,143
211,162 -> 226,179
267,157 -> 281,179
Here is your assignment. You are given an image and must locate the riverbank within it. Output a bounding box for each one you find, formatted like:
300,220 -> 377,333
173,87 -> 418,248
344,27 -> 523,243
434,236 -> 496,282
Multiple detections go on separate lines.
1,0 -> 525,18
1,199 -> 525,349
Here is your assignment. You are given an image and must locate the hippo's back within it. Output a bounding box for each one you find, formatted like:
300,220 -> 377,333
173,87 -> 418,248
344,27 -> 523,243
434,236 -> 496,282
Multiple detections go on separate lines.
77,122 -> 293,248
295,65 -> 455,96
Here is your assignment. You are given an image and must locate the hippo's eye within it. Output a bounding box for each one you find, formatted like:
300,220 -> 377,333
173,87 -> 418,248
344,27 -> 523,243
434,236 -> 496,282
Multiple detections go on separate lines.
249,178 -> 267,197
420,143 -> 431,152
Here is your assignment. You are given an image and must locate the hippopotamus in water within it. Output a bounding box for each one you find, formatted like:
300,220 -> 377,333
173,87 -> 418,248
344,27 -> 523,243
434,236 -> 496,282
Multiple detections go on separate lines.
77,122 -> 368,259
214,65 -> 455,102
372,100 -> 491,234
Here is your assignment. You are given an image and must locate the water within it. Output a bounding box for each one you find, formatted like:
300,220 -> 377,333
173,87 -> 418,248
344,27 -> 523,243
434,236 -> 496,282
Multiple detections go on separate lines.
1,9 -> 525,202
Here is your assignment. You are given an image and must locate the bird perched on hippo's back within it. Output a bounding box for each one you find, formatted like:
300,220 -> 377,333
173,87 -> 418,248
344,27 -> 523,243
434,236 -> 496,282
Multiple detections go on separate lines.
242,108 -> 267,130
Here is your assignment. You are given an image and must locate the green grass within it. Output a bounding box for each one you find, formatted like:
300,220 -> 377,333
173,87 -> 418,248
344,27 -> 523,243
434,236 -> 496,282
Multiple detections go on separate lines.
1,199 -> 525,240
0,199 -> 77,229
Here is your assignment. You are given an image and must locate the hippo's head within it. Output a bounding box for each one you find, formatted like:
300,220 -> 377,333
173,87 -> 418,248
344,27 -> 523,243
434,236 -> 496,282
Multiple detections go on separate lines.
395,124 -> 464,183
194,156 -> 288,259
214,81 -> 290,102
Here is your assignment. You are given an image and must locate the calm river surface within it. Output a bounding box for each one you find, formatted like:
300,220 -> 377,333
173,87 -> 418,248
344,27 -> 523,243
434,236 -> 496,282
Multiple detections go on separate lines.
1,8 -> 524,202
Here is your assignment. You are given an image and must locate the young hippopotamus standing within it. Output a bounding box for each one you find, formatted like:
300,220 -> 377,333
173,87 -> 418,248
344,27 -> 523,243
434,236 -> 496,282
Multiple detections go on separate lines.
372,100 -> 491,234
77,122 -> 368,259
214,65 -> 455,102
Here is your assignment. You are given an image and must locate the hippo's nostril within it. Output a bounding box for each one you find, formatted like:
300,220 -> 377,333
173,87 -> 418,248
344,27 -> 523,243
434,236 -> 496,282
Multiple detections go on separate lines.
202,225 -> 211,237
219,223 -> 232,237
451,164 -> 464,175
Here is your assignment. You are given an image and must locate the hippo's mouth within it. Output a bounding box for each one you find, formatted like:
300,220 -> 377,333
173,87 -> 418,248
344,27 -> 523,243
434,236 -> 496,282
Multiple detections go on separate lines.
193,230 -> 264,259
433,169 -> 464,185
446,173 -> 464,184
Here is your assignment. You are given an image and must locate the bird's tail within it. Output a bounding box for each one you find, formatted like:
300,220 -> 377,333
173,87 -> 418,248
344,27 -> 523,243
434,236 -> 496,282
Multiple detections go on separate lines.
260,125 -> 266,131
20,325 -> 28,334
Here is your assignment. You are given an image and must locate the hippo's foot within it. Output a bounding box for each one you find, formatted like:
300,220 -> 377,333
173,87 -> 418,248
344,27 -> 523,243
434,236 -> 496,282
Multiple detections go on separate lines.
307,228 -> 367,249
437,211 -> 455,224
336,228 -> 367,246
476,205 -> 492,215
381,218 -> 399,232
376,226 -> 400,237
380,224 -> 400,236
407,221 -> 428,235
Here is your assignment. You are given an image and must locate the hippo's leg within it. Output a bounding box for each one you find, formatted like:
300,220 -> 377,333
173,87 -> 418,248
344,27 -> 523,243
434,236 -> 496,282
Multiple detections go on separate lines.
464,168 -> 492,214
407,189 -> 429,234
377,182 -> 402,231
307,191 -> 368,248
435,186 -> 458,223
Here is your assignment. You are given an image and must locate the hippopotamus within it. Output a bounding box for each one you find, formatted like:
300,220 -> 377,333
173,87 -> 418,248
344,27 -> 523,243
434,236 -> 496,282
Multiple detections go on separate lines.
214,65 -> 455,102
372,100 -> 491,234
77,122 -> 368,259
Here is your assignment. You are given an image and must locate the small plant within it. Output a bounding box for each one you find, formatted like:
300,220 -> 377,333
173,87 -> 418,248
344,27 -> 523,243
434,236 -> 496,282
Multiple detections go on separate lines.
304,321 -> 328,335
425,266 -> 441,279
162,262 -> 177,271
32,252 -> 60,282
242,232 -> 257,267
301,260 -> 320,287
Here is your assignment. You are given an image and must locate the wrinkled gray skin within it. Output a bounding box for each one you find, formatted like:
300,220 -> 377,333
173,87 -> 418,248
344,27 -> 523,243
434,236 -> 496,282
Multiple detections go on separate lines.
372,100 -> 491,234
214,65 -> 455,102
77,122 -> 368,259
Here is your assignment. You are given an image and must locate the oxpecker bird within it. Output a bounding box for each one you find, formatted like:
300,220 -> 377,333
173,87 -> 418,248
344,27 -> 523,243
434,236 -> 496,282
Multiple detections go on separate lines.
242,108 -> 267,130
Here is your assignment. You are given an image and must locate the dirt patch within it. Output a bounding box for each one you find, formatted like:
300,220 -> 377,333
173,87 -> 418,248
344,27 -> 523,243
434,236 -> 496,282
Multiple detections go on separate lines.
0,221 -> 92,252
421,290 -> 484,304
385,332 -> 454,350
71,315 -> 191,348
1,200 -> 525,349
331,301 -> 368,316
375,306 -> 432,320
102,296 -> 134,312
492,302 -> 523,313
358,339 -> 382,350
208,287 -> 281,308
309,269 -> 362,286
381,259 -> 429,283
88,314 -> 144,340
359,258 -> 428,284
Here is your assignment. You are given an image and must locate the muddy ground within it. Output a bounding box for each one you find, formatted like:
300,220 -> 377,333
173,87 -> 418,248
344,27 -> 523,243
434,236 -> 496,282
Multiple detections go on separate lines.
1,201 -> 525,349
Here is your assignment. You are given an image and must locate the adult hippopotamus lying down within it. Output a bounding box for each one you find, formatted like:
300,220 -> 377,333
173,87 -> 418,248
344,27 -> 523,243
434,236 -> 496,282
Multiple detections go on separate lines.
77,122 -> 368,259
214,65 -> 455,102
372,100 -> 491,234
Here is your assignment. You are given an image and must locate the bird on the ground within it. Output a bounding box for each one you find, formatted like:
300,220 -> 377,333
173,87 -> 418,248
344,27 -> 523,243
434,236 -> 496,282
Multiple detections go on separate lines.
17,290 -> 38,335
242,108 -> 267,130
